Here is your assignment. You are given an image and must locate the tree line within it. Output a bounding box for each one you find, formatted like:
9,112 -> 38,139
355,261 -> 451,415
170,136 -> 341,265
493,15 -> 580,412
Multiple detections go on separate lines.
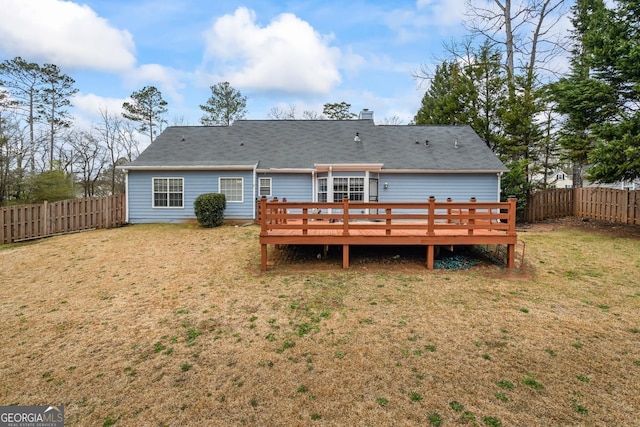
1,0 -> 637,207
412,0 -> 639,207
0,57 -> 142,205
0,60 -> 364,207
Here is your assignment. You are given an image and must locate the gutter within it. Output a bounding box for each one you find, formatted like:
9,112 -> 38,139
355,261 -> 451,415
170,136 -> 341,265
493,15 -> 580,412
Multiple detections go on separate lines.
117,165 -> 258,171
314,163 -> 384,172
381,169 -> 508,174
256,168 -> 315,174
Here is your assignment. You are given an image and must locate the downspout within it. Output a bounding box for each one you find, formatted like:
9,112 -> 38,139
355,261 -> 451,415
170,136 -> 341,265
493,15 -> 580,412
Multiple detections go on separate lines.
328,166 -> 333,201
124,170 -> 130,223
497,172 -> 503,202
252,162 -> 258,220
312,170 -> 316,202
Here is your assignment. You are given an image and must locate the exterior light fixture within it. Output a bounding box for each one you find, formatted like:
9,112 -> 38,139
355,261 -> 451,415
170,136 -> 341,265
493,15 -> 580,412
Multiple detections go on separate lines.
384,182 -> 389,189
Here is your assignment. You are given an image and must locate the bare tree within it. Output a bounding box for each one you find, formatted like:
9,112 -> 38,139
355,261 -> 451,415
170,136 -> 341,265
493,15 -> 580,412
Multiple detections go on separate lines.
267,105 -> 325,120
301,110 -> 324,120
464,0 -> 566,89
0,57 -> 45,171
95,108 -> 140,194
67,130 -> 107,197
0,91 -> 25,204
268,105 -> 297,120
171,115 -> 190,126
379,116 -> 403,125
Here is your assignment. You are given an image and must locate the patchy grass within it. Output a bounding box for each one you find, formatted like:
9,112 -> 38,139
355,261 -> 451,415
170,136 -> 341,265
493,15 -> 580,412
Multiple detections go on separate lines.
0,222 -> 639,425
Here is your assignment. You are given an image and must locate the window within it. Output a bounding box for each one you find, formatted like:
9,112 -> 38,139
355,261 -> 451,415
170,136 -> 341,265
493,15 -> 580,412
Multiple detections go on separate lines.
153,178 -> 183,208
333,177 -> 364,202
259,177 -> 272,197
220,177 -> 243,202
317,177 -> 327,202
349,177 -> 364,201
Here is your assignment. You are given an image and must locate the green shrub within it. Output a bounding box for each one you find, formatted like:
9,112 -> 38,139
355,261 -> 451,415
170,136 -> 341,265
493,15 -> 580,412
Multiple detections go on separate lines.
194,193 -> 226,227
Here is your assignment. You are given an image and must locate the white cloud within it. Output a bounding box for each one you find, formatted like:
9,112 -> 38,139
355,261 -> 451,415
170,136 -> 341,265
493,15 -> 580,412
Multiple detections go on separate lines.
201,7 -> 342,94
417,0 -> 467,26
68,92 -> 129,131
74,93 -> 128,119
385,0 -> 467,44
0,0 -> 136,72
124,64 -> 186,104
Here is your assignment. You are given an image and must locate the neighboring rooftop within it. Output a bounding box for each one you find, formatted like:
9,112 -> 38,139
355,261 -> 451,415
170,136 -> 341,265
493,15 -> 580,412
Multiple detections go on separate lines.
123,120 -> 507,172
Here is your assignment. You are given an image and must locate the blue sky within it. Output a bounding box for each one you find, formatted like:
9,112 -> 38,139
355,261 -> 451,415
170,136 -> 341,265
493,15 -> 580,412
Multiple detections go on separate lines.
1,0 -> 571,129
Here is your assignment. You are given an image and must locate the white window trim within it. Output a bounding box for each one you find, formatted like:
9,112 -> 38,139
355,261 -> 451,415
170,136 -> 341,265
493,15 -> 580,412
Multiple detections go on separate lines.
317,177 -> 328,202
219,177 -> 244,203
331,176 -> 365,202
258,177 -> 272,198
152,177 -> 184,209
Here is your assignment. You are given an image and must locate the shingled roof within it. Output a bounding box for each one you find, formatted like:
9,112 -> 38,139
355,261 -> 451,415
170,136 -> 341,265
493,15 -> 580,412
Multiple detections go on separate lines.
123,120 -> 507,172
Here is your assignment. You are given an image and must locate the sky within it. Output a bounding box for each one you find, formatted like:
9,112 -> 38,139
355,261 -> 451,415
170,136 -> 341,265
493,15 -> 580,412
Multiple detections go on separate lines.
1,0 -> 574,132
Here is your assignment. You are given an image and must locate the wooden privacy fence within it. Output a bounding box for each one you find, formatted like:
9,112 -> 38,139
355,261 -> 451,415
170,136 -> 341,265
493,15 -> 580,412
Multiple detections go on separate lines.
0,194 -> 126,244
525,187 -> 640,225
524,188 -> 574,222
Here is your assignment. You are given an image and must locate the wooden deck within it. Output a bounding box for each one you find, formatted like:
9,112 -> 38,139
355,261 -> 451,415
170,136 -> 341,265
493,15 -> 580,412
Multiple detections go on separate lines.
259,197 -> 517,270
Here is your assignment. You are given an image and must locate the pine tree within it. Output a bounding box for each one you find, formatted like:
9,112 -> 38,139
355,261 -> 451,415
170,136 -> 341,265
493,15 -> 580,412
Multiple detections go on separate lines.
122,86 -> 168,144
199,82 -> 247,126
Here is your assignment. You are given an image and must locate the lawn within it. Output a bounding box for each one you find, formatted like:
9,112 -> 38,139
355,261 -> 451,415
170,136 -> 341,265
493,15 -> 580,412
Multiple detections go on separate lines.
1,221 -> 639,426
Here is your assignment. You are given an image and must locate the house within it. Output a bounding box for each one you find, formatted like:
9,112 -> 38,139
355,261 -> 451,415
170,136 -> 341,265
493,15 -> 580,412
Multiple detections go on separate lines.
119,112 -> 508,223
531,168 -> 574,189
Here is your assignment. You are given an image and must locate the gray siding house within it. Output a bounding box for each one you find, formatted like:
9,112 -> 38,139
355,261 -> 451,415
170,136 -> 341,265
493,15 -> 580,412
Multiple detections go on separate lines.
120,115 -> 508,223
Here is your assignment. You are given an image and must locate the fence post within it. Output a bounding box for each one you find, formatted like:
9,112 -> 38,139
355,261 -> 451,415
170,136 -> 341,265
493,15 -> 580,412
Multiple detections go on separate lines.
43,201 -> 48,237
0,206 -> 5,244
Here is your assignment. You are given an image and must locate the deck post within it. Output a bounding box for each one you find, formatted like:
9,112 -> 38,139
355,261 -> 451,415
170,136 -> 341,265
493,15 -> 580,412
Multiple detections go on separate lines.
507,197 -> 517,269
259,197 -> 268,233
302,207 -> 308,235
342,197 -> 349,235
507,197 -> 517,234
343,245 -> 349,268
282,198 -> 287,224
261,244 -> 268,271
468,197 -> 476,235
427,196 -> 435,235
385,208 -> 392,235
426,245 -> 435,270
507,244 -> 515,269
446,198 -> 452,224
272,197 -> 279,224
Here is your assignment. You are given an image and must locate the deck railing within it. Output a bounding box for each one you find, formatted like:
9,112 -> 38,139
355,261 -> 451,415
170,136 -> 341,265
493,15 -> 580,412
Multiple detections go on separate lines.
259,197 -> 518,271
260,196 -> 517,236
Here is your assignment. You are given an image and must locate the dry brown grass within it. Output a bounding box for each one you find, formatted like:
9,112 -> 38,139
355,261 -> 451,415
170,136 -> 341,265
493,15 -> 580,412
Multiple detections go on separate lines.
1,221 -> 639,426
